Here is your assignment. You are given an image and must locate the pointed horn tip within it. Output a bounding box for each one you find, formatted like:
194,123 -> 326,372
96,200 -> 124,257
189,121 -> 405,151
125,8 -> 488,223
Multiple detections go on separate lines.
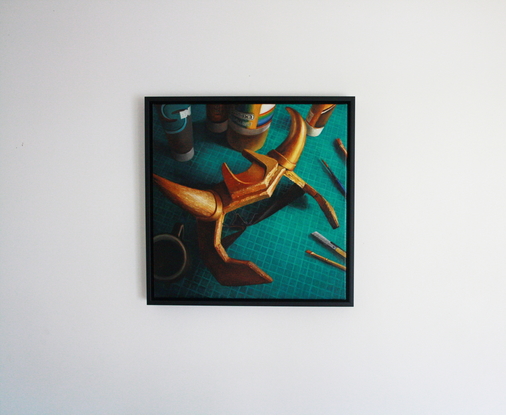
152,174 -> 175,189
283,107 -> 305,136
152,174 -> 165,185
285,106 -> 304,124
267,107 -> 306,171
152,174 -> 180,194
152,174 -> 222,221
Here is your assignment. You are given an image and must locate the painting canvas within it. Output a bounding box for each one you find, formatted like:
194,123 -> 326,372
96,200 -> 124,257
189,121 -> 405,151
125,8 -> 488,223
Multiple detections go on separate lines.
145,97 -> 354,306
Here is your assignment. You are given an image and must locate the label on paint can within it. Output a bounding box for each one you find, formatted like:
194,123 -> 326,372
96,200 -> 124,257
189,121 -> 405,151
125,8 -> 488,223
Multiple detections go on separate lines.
228,104 -> 276,136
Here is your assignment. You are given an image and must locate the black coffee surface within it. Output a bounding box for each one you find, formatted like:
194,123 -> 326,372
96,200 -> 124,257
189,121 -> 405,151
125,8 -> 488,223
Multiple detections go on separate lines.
154,239 -> 184,278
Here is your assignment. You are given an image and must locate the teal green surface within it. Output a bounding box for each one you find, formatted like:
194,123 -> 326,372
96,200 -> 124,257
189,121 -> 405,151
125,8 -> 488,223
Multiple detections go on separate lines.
152,103 -> 348,300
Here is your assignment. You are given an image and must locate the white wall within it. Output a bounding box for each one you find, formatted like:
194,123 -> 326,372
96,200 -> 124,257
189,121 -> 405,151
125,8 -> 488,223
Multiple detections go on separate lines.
1,1 -> 505,414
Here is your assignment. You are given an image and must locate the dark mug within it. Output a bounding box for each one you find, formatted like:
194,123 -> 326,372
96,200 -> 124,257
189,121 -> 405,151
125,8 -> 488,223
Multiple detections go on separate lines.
153,223 -> 190,282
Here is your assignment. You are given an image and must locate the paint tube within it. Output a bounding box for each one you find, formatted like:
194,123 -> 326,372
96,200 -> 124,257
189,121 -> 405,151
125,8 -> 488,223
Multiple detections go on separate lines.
206,104 -> 229,133
305,104 -> 336,137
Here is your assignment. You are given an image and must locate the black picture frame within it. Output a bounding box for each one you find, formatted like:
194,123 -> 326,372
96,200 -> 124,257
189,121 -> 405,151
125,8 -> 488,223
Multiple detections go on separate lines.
145,96 -> 354,306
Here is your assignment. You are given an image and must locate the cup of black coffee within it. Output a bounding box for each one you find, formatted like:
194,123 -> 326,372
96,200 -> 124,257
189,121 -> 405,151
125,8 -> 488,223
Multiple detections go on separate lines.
153,223 -> 190,282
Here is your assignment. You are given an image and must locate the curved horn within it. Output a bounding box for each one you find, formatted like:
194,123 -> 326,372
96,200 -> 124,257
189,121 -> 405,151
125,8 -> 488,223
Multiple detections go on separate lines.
153,174 -> 222,221
267,107 -> 307,171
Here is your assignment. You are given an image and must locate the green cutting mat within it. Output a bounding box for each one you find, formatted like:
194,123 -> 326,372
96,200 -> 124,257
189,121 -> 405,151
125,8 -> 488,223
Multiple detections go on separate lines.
151,103 -> 348,300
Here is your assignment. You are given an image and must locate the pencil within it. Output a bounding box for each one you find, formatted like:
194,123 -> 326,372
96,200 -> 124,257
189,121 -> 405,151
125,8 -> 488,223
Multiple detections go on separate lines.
335,138 -> 347,159
305,250 -> 346,271
321,159 -> 346,198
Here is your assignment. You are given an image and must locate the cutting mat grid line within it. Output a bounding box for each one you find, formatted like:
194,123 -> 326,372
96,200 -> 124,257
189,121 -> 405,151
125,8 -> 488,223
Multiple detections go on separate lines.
151,103 -> 348,300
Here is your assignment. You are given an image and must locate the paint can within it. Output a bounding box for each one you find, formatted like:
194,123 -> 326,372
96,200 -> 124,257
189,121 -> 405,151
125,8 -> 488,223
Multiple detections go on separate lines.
226,104 -> 276,151
157,104 -> 194,161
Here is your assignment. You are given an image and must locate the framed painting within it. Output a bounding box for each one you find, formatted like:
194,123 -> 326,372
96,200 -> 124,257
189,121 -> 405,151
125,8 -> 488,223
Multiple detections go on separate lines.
145,96 -> 354,306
